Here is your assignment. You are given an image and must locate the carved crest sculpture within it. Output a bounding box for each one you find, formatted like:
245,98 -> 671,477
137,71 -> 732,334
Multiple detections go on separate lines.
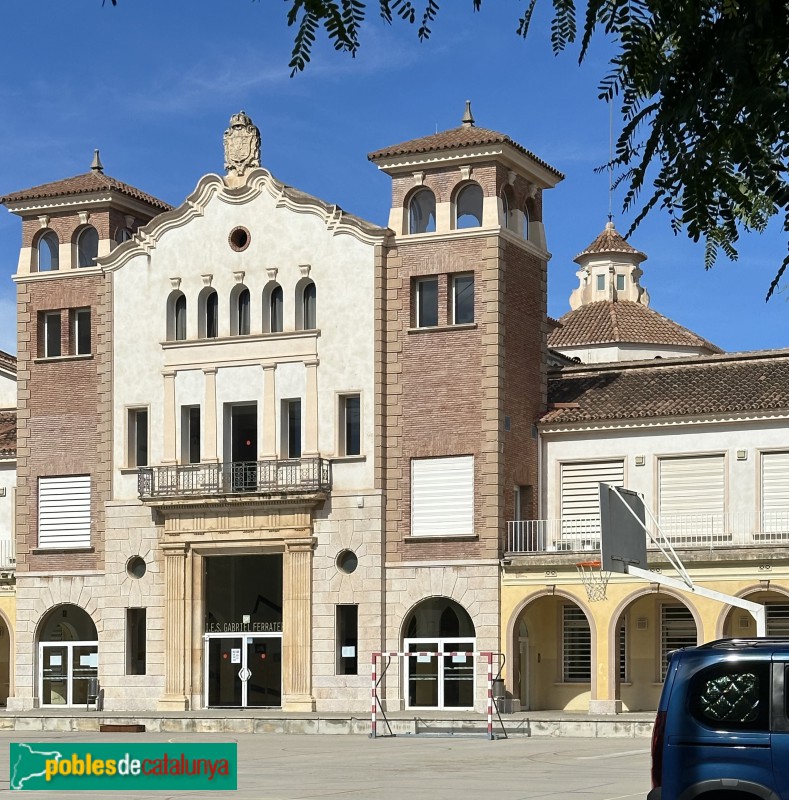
223,111 -> 261,178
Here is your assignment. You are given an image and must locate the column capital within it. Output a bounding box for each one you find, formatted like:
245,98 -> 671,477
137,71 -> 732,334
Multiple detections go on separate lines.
304,359 -> 320,369
285,537 -> 316,553
261,363 -> 277,373
162,542 -> 190,557
202,367 -> 218,376
162,370 -> 177,379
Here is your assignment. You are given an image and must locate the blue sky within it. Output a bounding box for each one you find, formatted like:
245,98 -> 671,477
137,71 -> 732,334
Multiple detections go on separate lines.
0,0 -> 785,356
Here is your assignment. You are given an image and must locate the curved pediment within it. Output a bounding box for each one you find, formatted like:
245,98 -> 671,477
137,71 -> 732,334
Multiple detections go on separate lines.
98,168 -> 390,271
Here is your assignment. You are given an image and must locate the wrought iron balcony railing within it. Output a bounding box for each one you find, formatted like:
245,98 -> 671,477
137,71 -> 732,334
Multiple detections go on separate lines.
138,457 -> 332,500
506,511 -> 789,555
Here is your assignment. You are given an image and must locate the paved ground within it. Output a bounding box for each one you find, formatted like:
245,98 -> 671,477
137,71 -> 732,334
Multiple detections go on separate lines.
0,731 -> 651,799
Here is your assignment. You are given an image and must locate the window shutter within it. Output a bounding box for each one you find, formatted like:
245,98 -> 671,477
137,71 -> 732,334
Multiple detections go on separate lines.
560,461 -> 625,521
38,475 -> 91,549
659,455 -> 724,519
762,452 -> 789,532
412,456 -> 473,536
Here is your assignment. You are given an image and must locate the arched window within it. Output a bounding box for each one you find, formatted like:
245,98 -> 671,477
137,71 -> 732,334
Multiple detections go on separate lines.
114,227 -> 132,245
166,291 -> 187,341
302,282 -> 316,330
522,204 -> 531,240
264,284 -> 283,333
455,183 -> 483,229
231,286 -> 250,336
77,226 -> 99,267
501,189 -> 516,232
408,189 -> 436,234
37,231 -> 59,271
198,289 -> 219,339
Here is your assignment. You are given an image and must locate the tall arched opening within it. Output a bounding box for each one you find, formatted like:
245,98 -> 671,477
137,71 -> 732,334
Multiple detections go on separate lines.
37,605 -> 98,706
402,597 -> 475,709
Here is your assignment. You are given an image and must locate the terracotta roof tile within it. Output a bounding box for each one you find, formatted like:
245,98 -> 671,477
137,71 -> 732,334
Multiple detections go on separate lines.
575,221 -> 646,262
548,300 -> 723,353
0,350 -> 15,374
368,126 -> 564,179
0,411 -> 15,457
542,351 -> 789,424
1,172 -> 172,212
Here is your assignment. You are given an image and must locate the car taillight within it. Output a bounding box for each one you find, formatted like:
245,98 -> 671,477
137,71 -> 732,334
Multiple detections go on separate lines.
651,710 -> 667,788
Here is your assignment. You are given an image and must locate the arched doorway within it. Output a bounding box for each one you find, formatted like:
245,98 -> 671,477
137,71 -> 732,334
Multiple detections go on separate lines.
722,590 -> 789,638
38,605 -> 98,706
402,597 -> 475,709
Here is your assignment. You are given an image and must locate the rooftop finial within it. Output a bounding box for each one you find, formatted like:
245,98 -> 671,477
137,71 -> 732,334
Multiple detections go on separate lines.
461,100 -> 475,128
90,149 -> 104,174
224,111 -> 261,185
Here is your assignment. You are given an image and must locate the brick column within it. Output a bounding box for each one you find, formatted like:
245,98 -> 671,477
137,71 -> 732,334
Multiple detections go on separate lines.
159,543 -> 189,710
282,539 -> 315,711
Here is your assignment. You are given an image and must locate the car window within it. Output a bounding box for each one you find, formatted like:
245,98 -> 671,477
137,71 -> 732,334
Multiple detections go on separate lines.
689,661 -> 770,731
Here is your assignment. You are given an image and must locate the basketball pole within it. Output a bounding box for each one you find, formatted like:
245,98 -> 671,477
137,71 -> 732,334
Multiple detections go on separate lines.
625,564 -> 766,636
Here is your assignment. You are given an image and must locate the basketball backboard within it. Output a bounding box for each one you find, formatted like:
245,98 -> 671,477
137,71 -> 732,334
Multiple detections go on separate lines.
599,485 -> 648,574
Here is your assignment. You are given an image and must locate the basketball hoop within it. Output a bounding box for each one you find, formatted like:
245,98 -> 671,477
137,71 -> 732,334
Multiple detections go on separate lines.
576,560 -> 611,602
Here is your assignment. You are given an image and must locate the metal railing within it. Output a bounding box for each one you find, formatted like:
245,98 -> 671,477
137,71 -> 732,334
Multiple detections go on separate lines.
0,539 -> 15,571
138,457 -> 332,499
506,511 -> 789,554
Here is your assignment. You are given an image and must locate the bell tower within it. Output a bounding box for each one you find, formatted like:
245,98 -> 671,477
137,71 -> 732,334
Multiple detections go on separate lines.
369,103 -> 563,681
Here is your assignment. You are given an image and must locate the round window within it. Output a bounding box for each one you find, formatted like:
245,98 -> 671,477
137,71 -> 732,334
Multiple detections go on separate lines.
229,226 -> 250,251
126,556 -> 147,579
336,549 -> 358,574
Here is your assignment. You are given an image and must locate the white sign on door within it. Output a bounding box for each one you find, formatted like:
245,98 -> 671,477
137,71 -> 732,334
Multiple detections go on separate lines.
230,648 -> 241,664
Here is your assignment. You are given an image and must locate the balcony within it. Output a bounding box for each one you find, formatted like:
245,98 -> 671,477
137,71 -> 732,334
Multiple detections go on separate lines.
0,539 -> 15,581
506,511 -> 789,555
138,458 -> 332,502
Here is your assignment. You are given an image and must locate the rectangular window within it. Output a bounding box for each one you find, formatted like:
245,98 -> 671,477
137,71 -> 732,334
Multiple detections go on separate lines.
336,605 -> 358,675
596,274 -> 605,291
285,399 -> 301,459
616,274 -> 626,291
126,608 -> 147,676
562,605 -> 591,682
411,455 -> 474,537
761,451 -> 789,533
71,308 -> 91,355
618,618 -> 628,682
339,394 -> 361,457
660,605 -> 696,679
38,475 -> 91,549
181,406 -> 201,464
452,274 -> 474,324
659,454 -> 725,537
415,277 -> 438,327
43,312 -> 61,358
559,460 -> 624,538
128,408 -> 149,468
766,604 -> 789,636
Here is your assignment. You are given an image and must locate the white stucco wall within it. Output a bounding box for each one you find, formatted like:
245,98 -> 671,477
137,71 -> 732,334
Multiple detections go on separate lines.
110,174 -> 380,500
541,417 -> 789,522
554,343 -> 710,364
0,369 -> 15,409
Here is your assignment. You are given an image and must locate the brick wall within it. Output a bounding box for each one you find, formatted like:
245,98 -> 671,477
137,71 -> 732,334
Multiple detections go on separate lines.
15,272 -> 111,574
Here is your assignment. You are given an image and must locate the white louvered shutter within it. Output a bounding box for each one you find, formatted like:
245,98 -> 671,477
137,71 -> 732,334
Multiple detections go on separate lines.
560,461 -> 625,520
412,456 -> 473,537
38,475 -> 91,549
659,455 -> 725,537
762,452 -> 789,533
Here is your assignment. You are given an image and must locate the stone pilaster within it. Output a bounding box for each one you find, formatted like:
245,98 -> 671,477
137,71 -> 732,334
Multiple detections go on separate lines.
262,364 -> 276,458
190,551 -> 204,708
302,359 -> 319,456
282,539 -> 315,711
159,542 -> 189,710
203,368 -> 218,462
162,371 -> 177,464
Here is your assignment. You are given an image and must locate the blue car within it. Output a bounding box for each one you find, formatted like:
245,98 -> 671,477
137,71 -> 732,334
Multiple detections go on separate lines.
650,639 -> 789,800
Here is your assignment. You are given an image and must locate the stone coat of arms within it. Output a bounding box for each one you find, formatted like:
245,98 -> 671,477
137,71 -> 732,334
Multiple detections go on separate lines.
224,111 -> 261,178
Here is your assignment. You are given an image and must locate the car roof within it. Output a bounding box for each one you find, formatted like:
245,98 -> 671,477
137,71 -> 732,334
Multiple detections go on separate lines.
695,637 -> 789,655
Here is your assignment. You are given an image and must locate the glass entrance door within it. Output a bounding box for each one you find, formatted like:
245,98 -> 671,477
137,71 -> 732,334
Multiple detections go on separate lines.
205,634 -> 281,708
404,638 -> 476,710
39,642 -> 99,707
